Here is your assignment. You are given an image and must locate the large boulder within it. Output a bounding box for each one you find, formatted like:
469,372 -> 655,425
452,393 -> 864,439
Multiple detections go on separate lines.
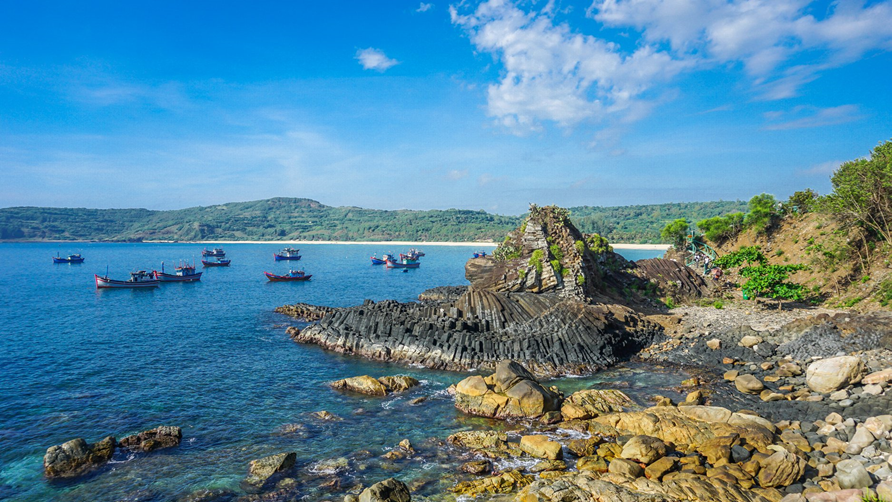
520,435 -> 563,460
43,436 -> 116,478
561,389 -> 632,420
244,452 -> 296,487
453,361 -> 560,419
620,435 -> 668,465
834,459 -> 872,490
331,376 -> 388,396
806,356 -> 865,393
119,426 -> 182,452
359,478 -> 411,502
756,448 -> 806,488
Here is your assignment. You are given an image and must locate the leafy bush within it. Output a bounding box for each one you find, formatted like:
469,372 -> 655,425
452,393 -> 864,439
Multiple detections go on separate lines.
715,246 -> 767,269
739,264 -> 808,301
549,244 -> 564,262
550,259 -> 562,275
744,193 -> 779,232
878,279 -> 892,306
714,301 -> 724,309
586,234 -> 612,254
782,189 -> 819,216
660,218 -> 689,249
575,240 -> 585,255
824,139 -> 892,244
529,249 -> 544,275
698,213 -> 744,243
576,274 -> 585,285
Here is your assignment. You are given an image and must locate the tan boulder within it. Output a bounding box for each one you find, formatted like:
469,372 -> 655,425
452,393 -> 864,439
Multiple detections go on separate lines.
806,356 -> 865,393
454,361 -> 560,419
450,470 -> 531,497
756,448 -> 806,488
735,375 -> 765,394
330,375 -> 388,396
620,435 -> 668,464
245,452 -> 296,487
644,456 -> 676,481
520,435 -> 563,460
577,455 -> 609,473
608,458 -> 644,478
863,368 -> 892,385
561,389 -> 633,420
740,335 -> 764,348
377,375 -> 420,393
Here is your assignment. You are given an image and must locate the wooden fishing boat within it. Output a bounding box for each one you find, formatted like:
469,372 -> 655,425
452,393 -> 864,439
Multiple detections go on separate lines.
153,262 -> 202,282
473,251 -> 488,258
264,270 -> 312,282
201,247 -> 226,257
274,247 -> 301,261
53,253 -> 85,264
95,270 -> 159,289
370,255 -> 386,265
386,257 -> 420,269
201,257 -> 231,267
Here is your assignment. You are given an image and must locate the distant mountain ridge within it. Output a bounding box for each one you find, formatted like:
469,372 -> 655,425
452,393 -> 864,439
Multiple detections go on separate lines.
0,197 -> 746,243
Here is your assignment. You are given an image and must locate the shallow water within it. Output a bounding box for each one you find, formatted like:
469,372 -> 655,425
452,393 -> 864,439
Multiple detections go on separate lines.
0,243 -> 681,501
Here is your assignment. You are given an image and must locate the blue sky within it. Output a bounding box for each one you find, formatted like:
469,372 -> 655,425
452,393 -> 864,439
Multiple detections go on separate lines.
1,0 -> 890,215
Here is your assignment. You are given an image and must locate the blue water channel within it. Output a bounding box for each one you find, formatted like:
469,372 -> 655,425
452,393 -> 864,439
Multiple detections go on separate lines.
0,243 -> 684,501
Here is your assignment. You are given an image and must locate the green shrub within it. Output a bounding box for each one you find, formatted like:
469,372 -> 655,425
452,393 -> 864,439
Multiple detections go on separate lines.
744,193 -> 779,232
549,244 -> 564,262
663,297 -> 677,309
550,259 -> 562,275
878,279 -> 892,306
529,249 -> 544,275
576,274 -> 585,285
575,240 -> 585,255
714,301 -> 723,309
697,213 -> 744,243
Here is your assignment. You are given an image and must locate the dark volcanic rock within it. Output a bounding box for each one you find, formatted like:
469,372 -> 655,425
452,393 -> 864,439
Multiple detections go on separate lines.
292,288 -> 663,377
119,426 -> 182,452
631,258 -> 714,300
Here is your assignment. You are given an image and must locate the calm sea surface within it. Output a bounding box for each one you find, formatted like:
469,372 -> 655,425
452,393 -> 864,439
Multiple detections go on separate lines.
0,243 -> 684,501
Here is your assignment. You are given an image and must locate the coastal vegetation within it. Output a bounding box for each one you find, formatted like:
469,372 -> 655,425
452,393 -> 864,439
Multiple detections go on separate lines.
664,138 -> 892,310
0,198 -> 746,243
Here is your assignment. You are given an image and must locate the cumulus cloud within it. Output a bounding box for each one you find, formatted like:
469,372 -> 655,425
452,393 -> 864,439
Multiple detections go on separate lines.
451,0 -> 690,133
417,2 -> 433,12
355,48 -> 399,71
589,0 -> 892,97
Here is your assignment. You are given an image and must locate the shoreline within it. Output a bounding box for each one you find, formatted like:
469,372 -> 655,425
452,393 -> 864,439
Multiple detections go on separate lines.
6,239 -> 670,250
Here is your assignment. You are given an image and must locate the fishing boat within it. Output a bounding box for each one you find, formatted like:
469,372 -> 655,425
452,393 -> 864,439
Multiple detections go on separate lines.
273,247 -> 301,261
95,270 -> 159,289
53,253 -> 85,264
408,248 -> 425,258
385,257 -> 420,269
153,262 -> 202,282
473,251 -> 488,258
264,270 -> 312,282
201,257 -> 231,267
371,253 -> 394,265
201,247 -> 226,257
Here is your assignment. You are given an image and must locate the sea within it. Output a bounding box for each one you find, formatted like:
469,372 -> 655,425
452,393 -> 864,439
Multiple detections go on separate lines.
0,243 -> 689,501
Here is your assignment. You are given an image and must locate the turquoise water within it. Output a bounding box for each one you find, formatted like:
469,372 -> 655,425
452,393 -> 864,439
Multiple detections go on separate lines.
0,243 -> 678,501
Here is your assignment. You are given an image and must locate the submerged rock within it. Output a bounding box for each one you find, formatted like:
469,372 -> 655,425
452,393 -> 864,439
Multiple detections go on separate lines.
330,375 -> 420,396
244,452 -> 296,488
453,361 -> 561,419
119,426 -> 182,452
43,436 -> 116,478
358,478 -> 411,502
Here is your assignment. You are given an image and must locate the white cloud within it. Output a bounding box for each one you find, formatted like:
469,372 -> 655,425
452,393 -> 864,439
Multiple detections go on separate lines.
447,168 -> 469,180
451,0 -> 689,133
800,159 -> 843,176
589,0 -> 892,97
762,104 -> 862,130
417,2 -> 433,12
355,48 -> 399,71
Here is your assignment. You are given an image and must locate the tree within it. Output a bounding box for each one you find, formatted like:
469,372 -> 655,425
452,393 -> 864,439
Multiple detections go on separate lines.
824,139 -> 892,244
744,193 -> 778,232
782,189 -> 819,216
697,212 -> 744,243
716,246 -> 807,307
660,218 -> 689,249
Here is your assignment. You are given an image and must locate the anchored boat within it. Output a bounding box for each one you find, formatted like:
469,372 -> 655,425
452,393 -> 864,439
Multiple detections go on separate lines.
264,270 -> 312,282
95,270 -> 159,289
53,253 -> 85,264
201,257 -> 231,267
201,247 -> 226,257
153,262 -> 202,282
274,247 -> 301,261
385,257 -> 420,269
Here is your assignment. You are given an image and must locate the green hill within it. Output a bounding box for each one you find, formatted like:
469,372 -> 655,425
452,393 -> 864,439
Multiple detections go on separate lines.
0,198 -> 747,243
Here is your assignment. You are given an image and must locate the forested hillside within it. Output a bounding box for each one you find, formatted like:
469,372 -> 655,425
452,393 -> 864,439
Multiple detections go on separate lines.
0,197 -> 745,243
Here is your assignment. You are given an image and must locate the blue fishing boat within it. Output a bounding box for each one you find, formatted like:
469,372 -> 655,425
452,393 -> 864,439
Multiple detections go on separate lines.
371,253 -> 395,265
473,251 -> 488,258
274,247 -> 301,261
153,262 -> 202,282
53,253 -> 85,264
201,257 -> 231,267
265,270 -> 312,282
95,270 -> 159,289
385,257 -> 420,269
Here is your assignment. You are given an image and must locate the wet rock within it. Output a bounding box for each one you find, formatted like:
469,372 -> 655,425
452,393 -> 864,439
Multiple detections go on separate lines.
530,460 -> 567,473
560,389 -> 633,420
460,460 -> 492,475
454,361 -> 560,419
834,459 -> 871,489
806,357 -> 865,393
446,430 -> 509,450
568,437 -> 604,457
43,436 -> 116,479
245,452 -> 296,487
620,435 -> 668,464
331,376 -> 388,396
520,435 -> 563,460
119,426 -> 182,452
450,470 -> 531,497
176,488 -> 236,502
311,410 -> 343,421
377,376 -> 420,393
358,478 -> 410,502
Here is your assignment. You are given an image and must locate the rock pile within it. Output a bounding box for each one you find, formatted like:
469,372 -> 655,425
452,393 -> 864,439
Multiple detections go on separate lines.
451,361 -> 561,419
